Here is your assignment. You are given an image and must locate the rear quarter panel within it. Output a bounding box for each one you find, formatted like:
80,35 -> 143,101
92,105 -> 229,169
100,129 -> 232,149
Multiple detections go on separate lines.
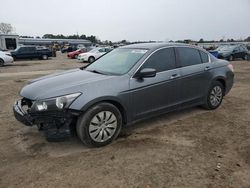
209,59 -> 234,95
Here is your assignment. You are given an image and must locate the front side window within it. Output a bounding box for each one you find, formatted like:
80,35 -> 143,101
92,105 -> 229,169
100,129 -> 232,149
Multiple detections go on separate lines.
177,47 -> 202,67
86,48 -> 147,75
141,47 -> 176,72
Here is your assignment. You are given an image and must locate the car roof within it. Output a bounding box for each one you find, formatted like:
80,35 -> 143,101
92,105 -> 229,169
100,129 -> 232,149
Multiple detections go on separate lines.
120,42 -> 190,50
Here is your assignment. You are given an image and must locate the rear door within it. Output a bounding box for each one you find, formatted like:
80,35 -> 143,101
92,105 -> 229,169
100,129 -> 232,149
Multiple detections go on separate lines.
29,47 -> 37,58
129,47 -> 181,120
176,47 -> 211,105
239,46 -> 247,58
233,47 -> 241,59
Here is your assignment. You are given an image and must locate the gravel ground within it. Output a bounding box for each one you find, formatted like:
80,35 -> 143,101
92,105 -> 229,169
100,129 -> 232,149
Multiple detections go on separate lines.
0,53 -> 250,188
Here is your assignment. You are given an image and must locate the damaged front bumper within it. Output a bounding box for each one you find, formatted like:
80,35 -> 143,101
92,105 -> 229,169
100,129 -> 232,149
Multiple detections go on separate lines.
13,100 -> 33,126
13,98 -> 81,141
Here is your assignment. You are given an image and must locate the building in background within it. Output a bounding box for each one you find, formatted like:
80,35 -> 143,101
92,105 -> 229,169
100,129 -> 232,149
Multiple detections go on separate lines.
0,34 -> 19,50
0,34 -> 92,50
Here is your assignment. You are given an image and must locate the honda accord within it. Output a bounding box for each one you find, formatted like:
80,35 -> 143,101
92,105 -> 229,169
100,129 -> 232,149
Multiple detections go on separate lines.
13,43 -> 234,147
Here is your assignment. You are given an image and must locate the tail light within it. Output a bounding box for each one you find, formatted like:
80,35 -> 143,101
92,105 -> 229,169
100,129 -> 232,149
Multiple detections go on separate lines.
227,64 -> 234,72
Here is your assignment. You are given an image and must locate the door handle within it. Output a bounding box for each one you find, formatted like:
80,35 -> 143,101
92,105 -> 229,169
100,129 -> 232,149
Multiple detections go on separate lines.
170,74 -> 180,79
204,66 -> 211,71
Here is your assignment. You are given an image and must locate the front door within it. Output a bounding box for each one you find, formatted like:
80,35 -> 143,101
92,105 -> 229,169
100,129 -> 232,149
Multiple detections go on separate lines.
129,47 -> 181,120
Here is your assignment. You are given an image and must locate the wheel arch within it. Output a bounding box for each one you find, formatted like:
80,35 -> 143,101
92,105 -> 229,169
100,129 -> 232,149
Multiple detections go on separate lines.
80,97 -> 128,125
212,76 -> 226,94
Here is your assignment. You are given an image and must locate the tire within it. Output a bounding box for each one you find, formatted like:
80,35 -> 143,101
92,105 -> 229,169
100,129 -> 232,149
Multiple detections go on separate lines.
243,54 -> 248,60
76,103 -> 122,147
37,123 -> 44,131
0,59 -> 4,67
42,54 -> 48,60
228,55 -> 233,61
203,81 -> 224,110
88,56 -> 95,63
74,55 -> 78,59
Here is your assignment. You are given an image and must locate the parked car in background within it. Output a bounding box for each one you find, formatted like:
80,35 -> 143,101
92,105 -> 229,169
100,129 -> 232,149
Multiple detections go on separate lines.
78,47 -> 113,63
11,46 -> 52,60
67,47 -> 94,59
0,51 -> 14,66
13,43 -> 234,147
217,45 -> 249,61
61,46 -> 76,53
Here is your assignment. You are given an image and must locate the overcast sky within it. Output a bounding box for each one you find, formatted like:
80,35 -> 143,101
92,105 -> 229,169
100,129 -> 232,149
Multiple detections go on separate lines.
1,0 -> 250,42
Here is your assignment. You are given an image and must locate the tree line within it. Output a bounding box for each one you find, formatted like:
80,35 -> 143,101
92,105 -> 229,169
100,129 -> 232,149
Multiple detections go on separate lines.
42,34 -> 98,44
1,22 -> 250,43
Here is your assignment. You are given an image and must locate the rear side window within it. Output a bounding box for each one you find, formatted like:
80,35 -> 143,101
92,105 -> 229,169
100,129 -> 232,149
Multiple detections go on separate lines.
142,47 -> 176,72
177,47 -> 202,67
199,50 -> 209,63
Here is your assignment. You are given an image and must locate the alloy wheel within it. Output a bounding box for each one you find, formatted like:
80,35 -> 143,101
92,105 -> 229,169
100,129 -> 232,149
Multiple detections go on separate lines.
210,86 -> 223,107
89,111 -> 117,143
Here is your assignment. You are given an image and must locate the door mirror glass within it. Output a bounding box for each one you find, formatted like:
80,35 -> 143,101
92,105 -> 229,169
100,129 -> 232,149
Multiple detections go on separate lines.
136,68 -> 156,78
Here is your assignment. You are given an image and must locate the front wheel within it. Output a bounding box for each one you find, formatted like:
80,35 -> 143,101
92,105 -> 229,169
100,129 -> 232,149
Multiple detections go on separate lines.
76,103 -> 122,147
88,56 -> 95,63
228,55 -> 234,61
243,54 -> 248,60
203,81 -> 224,110
42,54 -> 48,60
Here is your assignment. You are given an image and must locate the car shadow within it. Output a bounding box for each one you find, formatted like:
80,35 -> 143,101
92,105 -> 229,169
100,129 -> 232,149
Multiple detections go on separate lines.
118,106 -> 207,139
15,106 -> 207,156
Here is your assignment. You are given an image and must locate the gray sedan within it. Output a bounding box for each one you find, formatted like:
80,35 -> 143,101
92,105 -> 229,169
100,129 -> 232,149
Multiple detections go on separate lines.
13,43 -> 234,147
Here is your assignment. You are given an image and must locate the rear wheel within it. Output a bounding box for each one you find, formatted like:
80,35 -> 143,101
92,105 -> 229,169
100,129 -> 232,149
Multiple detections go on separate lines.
88,56 -> 95,63
76,103 -> 122,147
0,59 -> 4,67
203,81 -> 224,110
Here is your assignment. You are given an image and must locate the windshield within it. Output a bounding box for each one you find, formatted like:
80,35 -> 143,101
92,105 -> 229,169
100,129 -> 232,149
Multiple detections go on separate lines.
88,48 -> 100,53
86,48 -> 148,75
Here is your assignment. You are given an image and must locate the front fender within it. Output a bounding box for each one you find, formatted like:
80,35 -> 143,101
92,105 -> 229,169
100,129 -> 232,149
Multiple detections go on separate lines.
79,96 -> 127,112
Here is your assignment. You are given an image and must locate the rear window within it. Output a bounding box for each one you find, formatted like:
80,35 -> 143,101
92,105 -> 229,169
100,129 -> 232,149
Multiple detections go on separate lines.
177,47 -> 202,67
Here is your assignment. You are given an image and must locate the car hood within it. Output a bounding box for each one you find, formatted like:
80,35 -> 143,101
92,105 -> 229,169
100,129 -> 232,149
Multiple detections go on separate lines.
20,68 -> 115,100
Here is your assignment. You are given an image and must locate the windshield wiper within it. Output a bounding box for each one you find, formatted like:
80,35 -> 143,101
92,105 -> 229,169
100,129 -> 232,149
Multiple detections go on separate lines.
87,69 -> 107,75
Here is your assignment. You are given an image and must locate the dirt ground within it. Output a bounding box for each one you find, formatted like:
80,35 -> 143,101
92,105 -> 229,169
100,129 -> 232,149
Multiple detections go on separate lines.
0,53 -> 250,188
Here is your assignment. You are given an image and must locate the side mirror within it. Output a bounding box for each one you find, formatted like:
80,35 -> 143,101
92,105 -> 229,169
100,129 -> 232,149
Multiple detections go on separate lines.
135,68 -> 156,78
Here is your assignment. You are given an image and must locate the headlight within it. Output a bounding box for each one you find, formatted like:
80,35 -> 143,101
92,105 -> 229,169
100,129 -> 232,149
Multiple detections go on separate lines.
32,93 -> 81,112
